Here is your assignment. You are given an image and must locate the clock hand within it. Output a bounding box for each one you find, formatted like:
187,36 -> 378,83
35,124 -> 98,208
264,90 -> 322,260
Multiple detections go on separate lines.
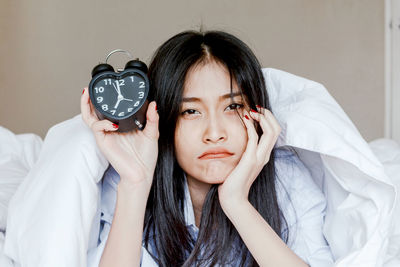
115,81 -> 122,95
121,98 -> 133,102
114,98 -> 122,109
112,83 -> 120,95
114,94 -> 124,109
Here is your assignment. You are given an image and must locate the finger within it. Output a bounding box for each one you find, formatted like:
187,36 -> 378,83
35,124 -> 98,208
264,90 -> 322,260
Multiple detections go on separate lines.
80,87 -> 99,128
91,119 -> 119,136
232,110 -> 261,180
250,108 -> 272,136
260,108 -> 282,134
142,101 -> 159,140
241,109 -> 259,157
249,108 -> 262,128
250,109 -> 280,163
252,107 -> 282,136
249,109 -> 273,161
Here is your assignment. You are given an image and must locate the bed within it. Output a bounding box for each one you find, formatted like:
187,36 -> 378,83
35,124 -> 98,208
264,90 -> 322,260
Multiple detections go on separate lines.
0,68 -> 399,267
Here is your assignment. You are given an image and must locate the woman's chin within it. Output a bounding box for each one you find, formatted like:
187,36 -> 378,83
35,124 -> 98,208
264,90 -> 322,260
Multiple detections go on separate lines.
200,165 -> 234,184
186,160 -> 237,184
198,161 -> 234,184
204,175 -> 228,184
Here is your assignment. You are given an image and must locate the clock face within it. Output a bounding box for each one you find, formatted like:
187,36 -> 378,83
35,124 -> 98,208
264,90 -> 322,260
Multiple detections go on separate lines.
91,72 -> 147,119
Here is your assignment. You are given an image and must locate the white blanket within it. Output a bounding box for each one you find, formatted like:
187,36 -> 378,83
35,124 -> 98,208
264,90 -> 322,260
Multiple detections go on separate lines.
1,68 -> 397,267
369,139 -> 400,267
0,127 -> 43,267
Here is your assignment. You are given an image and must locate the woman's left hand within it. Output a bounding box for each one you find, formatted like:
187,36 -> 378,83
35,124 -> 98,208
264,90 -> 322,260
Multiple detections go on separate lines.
218,106 -> 282,211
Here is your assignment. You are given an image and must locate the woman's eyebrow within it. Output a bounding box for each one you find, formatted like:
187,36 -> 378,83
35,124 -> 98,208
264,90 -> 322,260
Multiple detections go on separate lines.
182,92 -> 242,103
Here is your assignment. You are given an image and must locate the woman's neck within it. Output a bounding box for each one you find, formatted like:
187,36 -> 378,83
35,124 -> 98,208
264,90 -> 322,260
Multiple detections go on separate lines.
186,175 -> 211,228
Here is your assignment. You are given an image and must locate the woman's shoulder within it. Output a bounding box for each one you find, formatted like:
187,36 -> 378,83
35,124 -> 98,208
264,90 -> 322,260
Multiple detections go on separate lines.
273,146 -> 322,194
100,164 -> 120,224
273,147 -> 326,222
273,147 -> 334,265
103,164 -> 121,188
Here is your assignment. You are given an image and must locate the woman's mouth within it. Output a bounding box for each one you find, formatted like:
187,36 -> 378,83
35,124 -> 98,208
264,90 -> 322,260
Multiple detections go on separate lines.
198,148 -> 234,160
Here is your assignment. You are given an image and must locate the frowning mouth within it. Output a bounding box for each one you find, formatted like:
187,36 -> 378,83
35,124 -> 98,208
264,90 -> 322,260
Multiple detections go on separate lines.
198,148 -> 234,160
199,153 -> 234,159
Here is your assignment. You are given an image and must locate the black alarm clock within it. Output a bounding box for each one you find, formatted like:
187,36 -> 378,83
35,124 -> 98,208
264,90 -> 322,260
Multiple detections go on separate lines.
88,49 -> 150,132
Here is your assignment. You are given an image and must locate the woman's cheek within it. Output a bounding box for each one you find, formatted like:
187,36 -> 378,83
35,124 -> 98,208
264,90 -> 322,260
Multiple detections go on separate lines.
177,120 -> 198,139
175,120 -> 200,155
230,113 -> 248,135
230,116 -> 249,154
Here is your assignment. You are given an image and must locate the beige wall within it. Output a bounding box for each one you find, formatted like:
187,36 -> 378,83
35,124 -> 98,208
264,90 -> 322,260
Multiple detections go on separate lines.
0,0 -> 384,141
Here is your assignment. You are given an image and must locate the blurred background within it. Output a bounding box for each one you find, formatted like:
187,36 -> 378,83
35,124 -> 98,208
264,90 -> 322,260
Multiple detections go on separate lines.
0,0 -> 398,142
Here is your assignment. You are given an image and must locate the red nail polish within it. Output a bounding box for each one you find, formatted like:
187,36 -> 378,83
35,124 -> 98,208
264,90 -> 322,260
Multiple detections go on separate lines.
155,104 -> 157,111
256,105 -> 261,108
251,109 -> 257,113
112,123 -> 119,129
82,88 -> 85,95
244,115 -> 249,120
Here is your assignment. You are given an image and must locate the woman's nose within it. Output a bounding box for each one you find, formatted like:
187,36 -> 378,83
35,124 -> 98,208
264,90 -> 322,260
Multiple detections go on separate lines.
203,116 -> 227,143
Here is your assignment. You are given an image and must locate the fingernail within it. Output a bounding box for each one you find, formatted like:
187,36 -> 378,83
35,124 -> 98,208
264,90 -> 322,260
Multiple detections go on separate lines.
256,105 -> 262,108
251,109 -> 257,113
155,104 -> 157,111
244,115 -> 249,120
112,123 -> 119,129
82,88 -> 85,95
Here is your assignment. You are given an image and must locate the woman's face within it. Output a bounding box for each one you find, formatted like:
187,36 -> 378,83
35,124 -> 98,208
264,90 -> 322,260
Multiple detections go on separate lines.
174,60 -> 248,185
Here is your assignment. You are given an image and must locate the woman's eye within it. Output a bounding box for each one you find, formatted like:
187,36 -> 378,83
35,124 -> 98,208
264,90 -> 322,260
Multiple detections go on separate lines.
181,109 -> 199,115
225,103 -> 244,111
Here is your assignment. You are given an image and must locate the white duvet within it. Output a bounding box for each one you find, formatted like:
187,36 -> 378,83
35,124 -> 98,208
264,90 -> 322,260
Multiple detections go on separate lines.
0,68 -> 399,267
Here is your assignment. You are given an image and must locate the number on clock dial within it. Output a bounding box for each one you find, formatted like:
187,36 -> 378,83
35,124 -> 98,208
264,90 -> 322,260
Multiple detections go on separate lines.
93,74 -> 146,117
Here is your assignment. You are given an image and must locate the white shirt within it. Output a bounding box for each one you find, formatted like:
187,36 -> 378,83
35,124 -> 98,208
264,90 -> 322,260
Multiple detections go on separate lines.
87,148 -> 334,266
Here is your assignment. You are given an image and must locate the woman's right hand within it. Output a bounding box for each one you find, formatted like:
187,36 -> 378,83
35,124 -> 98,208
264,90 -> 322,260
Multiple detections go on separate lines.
80,87 -> 159,190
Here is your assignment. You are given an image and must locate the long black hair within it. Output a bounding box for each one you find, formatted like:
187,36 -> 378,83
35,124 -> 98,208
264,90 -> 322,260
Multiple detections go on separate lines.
143,30 -> 289,266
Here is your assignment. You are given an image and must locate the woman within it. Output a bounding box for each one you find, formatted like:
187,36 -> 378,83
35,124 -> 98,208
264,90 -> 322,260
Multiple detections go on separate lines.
83,30 -> 333,266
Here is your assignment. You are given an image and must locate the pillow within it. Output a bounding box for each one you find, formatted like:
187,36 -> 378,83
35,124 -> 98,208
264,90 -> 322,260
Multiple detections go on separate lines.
3,68 -> 396,267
